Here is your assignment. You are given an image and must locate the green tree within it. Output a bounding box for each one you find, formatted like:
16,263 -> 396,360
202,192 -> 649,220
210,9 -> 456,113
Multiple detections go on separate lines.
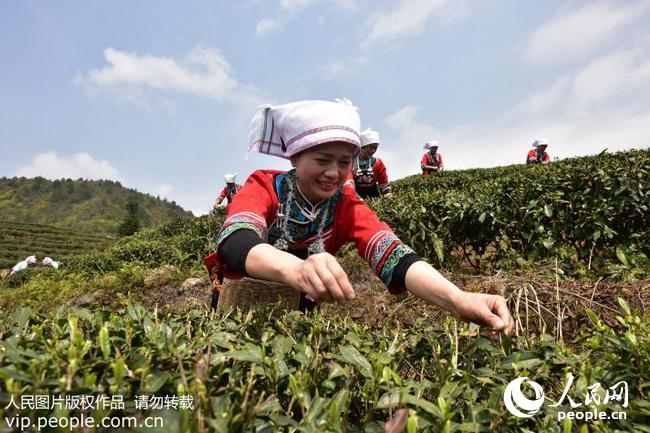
118,201 -> 140,236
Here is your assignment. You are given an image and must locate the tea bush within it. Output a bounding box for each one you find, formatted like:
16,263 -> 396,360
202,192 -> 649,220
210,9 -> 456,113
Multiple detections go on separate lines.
0,302 -> 647,432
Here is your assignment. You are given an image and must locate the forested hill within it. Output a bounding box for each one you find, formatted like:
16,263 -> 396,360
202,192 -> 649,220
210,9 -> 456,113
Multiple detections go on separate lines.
0,177 -> 193,234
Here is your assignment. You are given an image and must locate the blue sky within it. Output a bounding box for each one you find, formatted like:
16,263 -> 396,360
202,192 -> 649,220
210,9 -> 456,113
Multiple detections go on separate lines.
1,0 -> 649,215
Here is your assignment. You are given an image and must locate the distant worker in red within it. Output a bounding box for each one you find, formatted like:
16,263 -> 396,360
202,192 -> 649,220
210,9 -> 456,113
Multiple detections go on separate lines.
346,128 -> 391,199
213,174 -> 242,210
421,141 -> 443,175
526,139 -> 551,165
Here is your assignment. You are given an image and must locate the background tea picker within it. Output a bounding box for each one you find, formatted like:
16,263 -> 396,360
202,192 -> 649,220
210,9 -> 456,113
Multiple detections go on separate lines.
204,99 -> 513,334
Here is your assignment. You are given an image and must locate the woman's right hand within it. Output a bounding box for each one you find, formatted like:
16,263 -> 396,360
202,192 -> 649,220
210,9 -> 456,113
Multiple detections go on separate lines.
282,253 -> 356,303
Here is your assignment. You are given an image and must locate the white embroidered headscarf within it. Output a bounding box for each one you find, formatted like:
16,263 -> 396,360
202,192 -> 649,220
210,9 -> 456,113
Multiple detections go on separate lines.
423,141 -> 439,150
360,128 -> 380,147
247,99 -> 361,159
224,173 -> 237,183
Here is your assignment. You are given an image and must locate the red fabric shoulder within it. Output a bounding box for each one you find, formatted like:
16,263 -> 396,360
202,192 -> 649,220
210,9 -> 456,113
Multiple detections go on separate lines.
225,170 -> 281,226
205,170 -> 282,282
373,158 -> 388,185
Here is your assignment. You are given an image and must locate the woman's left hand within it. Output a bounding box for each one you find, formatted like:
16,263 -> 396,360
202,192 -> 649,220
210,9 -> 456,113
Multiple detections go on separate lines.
451,292 -> 514,335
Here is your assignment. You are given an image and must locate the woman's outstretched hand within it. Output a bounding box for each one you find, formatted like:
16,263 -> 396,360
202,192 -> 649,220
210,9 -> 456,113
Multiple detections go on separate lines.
451,291 -> 514,335
282,253 -> 355,304
404,260 -> 514,335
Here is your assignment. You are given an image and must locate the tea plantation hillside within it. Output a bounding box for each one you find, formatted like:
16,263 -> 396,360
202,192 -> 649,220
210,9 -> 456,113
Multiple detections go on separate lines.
0,221 -> 114,269
0,148 -> 648,432
0,177 -> 193,234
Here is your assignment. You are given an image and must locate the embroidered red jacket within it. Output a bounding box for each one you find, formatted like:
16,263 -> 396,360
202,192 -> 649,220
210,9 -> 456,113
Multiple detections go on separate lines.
346,157 -> 390,195
216,184 -> 242,205
526,149 -> 550,164
204,170 -> 415,294
421,152 -> 443,175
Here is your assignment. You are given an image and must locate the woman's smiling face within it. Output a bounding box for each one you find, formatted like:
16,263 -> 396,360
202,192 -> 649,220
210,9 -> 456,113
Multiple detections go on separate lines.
291,141 -> 356,203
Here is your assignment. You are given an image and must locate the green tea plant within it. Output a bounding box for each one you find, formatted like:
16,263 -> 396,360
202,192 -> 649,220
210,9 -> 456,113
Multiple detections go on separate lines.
0,302 -> 647,432
0,221 -> 114,268
376,149 -> 649,278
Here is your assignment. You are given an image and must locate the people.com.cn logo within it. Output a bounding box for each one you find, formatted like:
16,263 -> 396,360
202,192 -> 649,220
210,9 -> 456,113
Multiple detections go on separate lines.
503,377 -> 545,418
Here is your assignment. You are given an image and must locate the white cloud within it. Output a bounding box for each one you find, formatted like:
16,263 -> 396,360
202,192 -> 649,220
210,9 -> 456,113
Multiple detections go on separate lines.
156,184 -> 172,198
258,0 -> 361,38
318,0 -> 467,80
279,0 -> 361,13
383,24 -> 650,177
330,0 -> 362,12
256,18 -> 282,36
280,0 -> 316,13
381,34 -> 650,179
572,45 -> 650,107
515,39 -> 650,117
14,152 -> 123,181
510,75 -> 572,117
381,106 -> 439,179
76,45 -> 242,106
526,0 -> 650,64
361,0 -> 466,50
385,105 -> 421,130
319,55 -> 369,79
382,102 -> 650,181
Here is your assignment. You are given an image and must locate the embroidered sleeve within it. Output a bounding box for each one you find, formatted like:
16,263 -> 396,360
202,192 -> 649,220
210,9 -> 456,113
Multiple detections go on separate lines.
420,153 -> 429,167
216,211 -> 268,247
215,171 -> 276,251
205,171 -> 279,282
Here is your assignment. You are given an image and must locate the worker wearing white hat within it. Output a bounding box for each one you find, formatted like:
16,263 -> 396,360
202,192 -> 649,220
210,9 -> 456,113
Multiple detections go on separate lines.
346,128 -> 392,199
421,141 -> 444,175
203,99 -> 513,336
42,256 -> 61,269
213,173 -> 242,209
10,255 -> 37,276
526,139 -> 551,165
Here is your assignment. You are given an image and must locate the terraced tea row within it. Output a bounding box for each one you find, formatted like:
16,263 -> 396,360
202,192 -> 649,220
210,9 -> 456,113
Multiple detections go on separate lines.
0,221 -> 114,269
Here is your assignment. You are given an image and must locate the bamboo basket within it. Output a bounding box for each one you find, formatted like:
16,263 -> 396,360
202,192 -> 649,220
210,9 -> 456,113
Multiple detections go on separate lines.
217,277 -> 302,312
